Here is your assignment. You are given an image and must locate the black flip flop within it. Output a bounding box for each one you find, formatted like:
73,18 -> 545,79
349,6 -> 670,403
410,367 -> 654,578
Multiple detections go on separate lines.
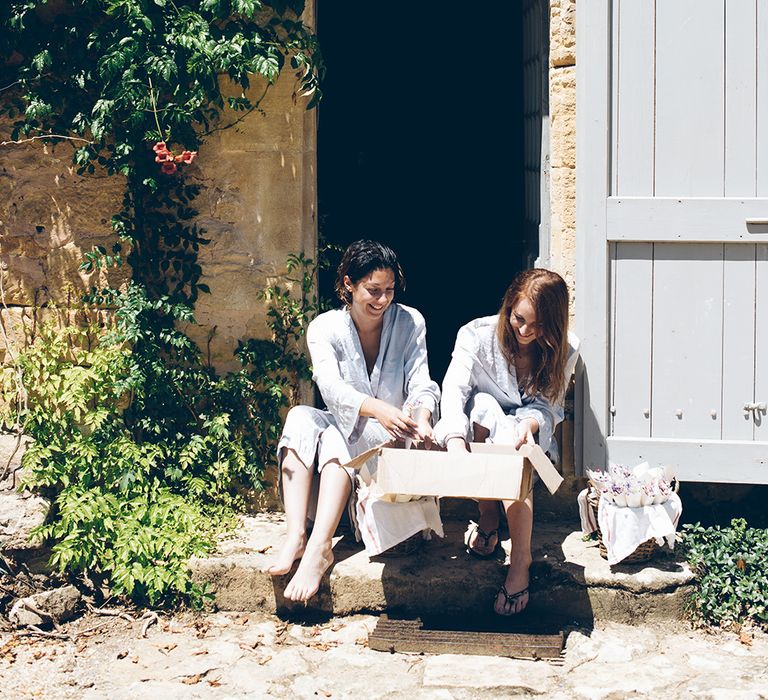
466,523 -> 500,559
494,584 -> 529,615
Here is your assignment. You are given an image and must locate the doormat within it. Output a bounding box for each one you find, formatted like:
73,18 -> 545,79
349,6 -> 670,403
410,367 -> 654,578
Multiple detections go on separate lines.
368,615 -> 565,660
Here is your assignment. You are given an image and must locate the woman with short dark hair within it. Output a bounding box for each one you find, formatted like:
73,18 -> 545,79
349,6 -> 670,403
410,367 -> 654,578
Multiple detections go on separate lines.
264,240 -> 441,602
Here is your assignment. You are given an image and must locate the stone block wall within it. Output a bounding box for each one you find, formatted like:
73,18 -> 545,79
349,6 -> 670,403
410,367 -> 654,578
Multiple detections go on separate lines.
0,9 -> 317,509
0,128 -> 129,359
549,0 -> 577,318
185,70 -> 317,373
548,0 -> 578,485
0,55 -> 316,374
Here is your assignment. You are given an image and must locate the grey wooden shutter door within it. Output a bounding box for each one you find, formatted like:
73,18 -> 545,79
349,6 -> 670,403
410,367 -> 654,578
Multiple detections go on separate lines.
578,0 -> 768,483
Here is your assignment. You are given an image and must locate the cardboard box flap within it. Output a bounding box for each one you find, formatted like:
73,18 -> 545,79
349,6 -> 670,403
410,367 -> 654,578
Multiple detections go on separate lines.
345,443 -> 387,471
468,443 -> 563,495
518,444 -> 564,495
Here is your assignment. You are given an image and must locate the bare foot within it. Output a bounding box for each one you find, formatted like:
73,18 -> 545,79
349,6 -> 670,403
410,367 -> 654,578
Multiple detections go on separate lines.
263,533 -> 306,576
494,560 -> 531,615
283,543 -> 334,602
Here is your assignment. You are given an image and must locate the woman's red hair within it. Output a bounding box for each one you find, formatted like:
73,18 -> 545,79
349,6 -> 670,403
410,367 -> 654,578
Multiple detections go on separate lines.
496,269 -> 569,402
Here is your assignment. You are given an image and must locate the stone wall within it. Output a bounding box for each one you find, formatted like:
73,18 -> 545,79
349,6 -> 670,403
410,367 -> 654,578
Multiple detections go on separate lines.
547,0 -> 578,485
0,9 -> 317,509
0,40 -> 316,374
548,0 -> 577,317
0,127 -> 129,359
182,69 -> 317,374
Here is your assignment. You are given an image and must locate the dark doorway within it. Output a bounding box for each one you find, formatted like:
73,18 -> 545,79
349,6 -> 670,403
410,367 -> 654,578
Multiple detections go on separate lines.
316,5 -> 527,383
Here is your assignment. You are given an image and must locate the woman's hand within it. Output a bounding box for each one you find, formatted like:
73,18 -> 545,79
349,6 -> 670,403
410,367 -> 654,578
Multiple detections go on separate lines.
408,406 -> 434,449
361,398 -> 418,441
445,436 -> 469,453
514,418 -> 539,449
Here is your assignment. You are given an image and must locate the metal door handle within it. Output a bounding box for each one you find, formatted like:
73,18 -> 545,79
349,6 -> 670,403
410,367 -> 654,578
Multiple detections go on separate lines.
745,218 -> 768,225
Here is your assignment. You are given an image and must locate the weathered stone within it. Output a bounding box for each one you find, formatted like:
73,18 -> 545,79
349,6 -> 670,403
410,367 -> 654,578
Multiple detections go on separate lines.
550,66 -> 576,169
549,165 -> 576,303
548,1 -> 576,318
1,56 -> 317,373
189,513 -> 696,625
550,0 -> 576,67
422,654 -> 557,689
0,117 -> 127,306
0,433 -> 31,487
0,489 -> 48,550
0,257 -> 47,307
0,307 -> 33,363
8,584 -> 81,627
191,109 -> 316,371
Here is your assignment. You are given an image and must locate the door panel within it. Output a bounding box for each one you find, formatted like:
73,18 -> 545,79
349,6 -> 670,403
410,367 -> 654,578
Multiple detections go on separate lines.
722,245 -> 757,441
602,1 -> 768,483
610,243 -> 653,438
614,0 -> 654,196
655,0 -> 724,197
756,245 -> 768,440
725,2 -> 757,196
759,2 -> 768,195
650,244 -> 723,440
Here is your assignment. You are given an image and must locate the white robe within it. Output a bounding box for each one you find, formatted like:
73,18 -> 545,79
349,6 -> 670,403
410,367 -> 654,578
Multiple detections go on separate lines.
277,303 -> 442,554
434,315 -> 580,461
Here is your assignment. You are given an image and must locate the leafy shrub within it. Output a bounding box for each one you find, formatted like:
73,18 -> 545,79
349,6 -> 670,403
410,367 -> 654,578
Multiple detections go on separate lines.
682,518 -> 768,629
1,303 -> 234,606
0,247 -> 321,606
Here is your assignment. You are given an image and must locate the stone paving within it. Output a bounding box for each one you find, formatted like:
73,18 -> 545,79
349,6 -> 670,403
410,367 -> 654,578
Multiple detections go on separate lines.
1,609 -> 767,698
2,481 -> 765,698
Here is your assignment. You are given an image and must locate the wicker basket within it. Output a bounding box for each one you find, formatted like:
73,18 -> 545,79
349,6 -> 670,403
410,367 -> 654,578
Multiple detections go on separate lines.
587,488 -> 659,564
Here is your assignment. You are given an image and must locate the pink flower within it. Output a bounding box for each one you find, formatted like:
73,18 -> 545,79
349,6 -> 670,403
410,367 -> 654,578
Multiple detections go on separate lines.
178,150 -> 197,164
151,141 -> 197,173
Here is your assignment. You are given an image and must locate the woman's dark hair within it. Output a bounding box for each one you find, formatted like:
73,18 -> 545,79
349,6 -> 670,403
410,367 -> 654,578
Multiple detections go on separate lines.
334,239 -> 406,306
496,268 -> 570,402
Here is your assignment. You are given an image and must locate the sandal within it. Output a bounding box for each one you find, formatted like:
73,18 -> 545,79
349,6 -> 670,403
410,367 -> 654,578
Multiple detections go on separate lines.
466,523 -> 500,559
494,584 -> 529,616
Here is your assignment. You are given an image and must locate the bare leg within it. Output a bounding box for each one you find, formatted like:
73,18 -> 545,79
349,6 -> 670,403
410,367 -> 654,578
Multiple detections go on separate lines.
467,423 -> 501,555
494,493 -> 533,615
283,462 -> 352,602
264,448 -> 312,575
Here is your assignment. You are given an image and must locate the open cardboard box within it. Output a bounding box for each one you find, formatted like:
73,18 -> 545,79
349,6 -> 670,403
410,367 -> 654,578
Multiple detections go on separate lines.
346,442 -> 564,501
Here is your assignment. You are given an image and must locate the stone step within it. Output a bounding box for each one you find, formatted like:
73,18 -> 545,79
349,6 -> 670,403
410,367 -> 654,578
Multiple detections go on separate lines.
0,488 -> 49,552
189,513 -> 695,625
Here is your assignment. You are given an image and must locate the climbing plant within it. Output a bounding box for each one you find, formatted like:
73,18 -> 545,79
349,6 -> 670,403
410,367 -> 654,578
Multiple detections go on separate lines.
1,0 -> 322,301
0,1 -> 324,606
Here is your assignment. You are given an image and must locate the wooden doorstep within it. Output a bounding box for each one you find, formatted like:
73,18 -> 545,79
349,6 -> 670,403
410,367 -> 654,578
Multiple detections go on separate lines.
368,617 -> 565,659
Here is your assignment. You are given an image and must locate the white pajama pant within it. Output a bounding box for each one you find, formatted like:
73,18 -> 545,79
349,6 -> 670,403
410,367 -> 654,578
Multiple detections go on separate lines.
276,405 -> 443,554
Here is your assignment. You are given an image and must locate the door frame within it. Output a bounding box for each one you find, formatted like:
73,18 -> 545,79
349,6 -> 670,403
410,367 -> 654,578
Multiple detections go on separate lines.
575,0 -> 611,474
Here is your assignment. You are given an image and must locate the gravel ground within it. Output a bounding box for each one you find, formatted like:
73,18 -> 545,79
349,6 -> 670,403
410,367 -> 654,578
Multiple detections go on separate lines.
1,608 -> 767,699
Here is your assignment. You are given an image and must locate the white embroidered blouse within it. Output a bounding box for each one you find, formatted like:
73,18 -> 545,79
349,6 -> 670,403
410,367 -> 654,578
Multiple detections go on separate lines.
306,303 -> 441,443
433,315 -> 580,452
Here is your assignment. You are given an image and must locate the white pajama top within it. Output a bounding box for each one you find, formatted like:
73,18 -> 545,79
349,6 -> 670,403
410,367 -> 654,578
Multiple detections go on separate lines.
278,303 -> 440,468
433,315 -> 580,454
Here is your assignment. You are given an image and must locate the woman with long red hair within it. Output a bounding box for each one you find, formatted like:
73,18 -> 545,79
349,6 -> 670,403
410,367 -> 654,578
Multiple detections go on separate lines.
434,268 -> 579,615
